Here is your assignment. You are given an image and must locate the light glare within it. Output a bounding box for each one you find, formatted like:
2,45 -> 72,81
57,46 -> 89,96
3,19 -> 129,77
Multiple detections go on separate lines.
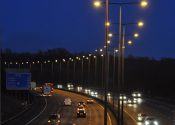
140,1 -> 148,8
94,1 -> 101,8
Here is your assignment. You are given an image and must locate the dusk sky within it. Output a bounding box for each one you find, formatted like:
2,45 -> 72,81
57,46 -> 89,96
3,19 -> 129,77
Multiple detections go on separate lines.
0,0 -> 175,59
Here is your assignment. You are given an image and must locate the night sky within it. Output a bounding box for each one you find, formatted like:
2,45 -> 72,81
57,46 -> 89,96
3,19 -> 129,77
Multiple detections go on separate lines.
0,0 -> 175,59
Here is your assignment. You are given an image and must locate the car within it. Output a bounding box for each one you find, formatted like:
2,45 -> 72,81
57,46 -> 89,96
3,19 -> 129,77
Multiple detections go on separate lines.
48,114 -> 61,125
132,91 -> 141,98
127,98 -> 137,105
87,98 -> 94,104
77,101 -> 86,106
137,113 -> 147,122
77,105 -> 86,117
144,116 -> 158,125
64,98 -> 72,106
119,94 -> 127,104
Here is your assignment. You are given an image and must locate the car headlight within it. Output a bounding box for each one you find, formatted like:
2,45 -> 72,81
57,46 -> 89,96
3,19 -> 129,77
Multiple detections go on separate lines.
154,121 -> 158,125
145,121 -> 150,125
132,93 -> 136,97
138,117 -> 142,121
48,120 -> 51,123
138,93 -> 141,97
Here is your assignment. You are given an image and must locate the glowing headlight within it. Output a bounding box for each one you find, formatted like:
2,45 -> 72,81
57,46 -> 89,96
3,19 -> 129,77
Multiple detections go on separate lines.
123,96 -> 126,99
95,92 -> 98,95
48,120 -> 51,123
138,117 -> 142,121
138,93 -> 141,97
145,121 -> 150,125
132,93 -> 136,97
154,121 -> 158,125
91,92 -> 94,95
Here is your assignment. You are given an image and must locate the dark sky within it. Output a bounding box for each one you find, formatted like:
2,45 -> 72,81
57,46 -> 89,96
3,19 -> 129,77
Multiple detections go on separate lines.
0,0 -> 175,59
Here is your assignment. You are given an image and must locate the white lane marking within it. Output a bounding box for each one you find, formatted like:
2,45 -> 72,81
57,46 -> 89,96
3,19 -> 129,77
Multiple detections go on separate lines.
97,103 -> 112,125
25,96 -> 47,125
124,109 -> 137,123
2,103 -> 33,124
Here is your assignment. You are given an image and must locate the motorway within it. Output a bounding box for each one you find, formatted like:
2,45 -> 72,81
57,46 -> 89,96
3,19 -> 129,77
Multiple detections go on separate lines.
4,89 -> 117,125
123,99 -> 173,125
4,88 -> 174,125
107,97 -> 174,125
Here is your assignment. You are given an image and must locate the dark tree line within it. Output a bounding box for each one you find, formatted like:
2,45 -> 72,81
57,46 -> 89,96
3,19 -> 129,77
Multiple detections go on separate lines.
1,48 -> 175,100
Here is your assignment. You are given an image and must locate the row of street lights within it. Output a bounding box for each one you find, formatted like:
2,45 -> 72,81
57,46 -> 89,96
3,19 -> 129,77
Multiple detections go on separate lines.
92,0 -> 149,125
3,54 -> 106,85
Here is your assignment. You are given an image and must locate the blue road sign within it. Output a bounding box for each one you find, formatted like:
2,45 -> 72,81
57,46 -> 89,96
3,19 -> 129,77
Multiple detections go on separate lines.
6,70 -> 31,90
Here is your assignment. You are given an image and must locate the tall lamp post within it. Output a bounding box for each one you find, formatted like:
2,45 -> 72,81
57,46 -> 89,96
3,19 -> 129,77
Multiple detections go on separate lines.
94,55 -> 97,87
81,56 -> 85,86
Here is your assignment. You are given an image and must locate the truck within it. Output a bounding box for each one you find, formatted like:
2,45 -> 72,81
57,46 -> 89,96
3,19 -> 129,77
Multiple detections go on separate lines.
42,83 -> 54,96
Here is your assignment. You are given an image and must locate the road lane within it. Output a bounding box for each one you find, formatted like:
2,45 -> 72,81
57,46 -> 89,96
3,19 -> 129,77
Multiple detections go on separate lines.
55,89 -> 116,125
124,100 -> 173,125
4,95 -> 46,125
7,89 -> 116,125
108,96 -> 173,125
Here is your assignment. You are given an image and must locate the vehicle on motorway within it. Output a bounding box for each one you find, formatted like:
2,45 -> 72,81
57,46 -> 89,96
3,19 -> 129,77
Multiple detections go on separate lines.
67,83 -> 74,90
132,91 -> 141,98
77,105 -> 86,117
77,101 -> 86,107
42,83 -> 53,96
64,98 -> 72,105
144,116 -> 158,125
137,113 -> 147,122
119,94 -> 127,104
87,98 -> 94,104
48,114 -> 61,125
127,98 -> 137,105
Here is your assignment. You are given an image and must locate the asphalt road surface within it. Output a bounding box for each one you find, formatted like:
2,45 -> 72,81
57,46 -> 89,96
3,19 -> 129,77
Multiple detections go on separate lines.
4,89 -> 117,125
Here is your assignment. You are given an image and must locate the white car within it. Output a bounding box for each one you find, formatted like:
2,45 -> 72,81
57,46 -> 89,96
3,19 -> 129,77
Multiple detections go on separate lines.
144,116 -> 158,125
64,98 -> 72,106
137,113 -> 147,122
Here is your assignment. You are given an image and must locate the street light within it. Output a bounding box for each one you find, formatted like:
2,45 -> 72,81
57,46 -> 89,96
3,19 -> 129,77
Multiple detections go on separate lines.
94,1 -> 102,8
108,33 -> 113,37
138,21 -> 144,27
105,21 -> 110,26
107,40 -> 111,44
128,40 -> 132,45
140,0 -> 148,8
134,33 -> 139,38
